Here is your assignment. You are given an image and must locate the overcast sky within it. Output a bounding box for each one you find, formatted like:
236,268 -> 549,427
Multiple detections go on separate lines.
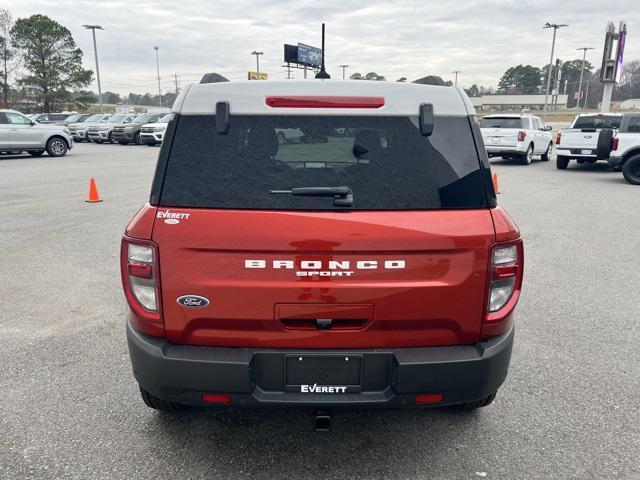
2,0 -> 639,95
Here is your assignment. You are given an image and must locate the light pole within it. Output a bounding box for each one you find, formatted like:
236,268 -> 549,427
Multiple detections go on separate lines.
542,22 -> 569,118
251,51 -> 263,79
82,25 -> 104,113
339,64 -> 349,80
452,70 -> 461,86
576,47 -> 595,109
154,46 -> 161,106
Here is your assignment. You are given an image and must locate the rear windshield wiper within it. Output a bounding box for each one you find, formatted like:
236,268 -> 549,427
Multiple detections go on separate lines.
269,186 -> 353,207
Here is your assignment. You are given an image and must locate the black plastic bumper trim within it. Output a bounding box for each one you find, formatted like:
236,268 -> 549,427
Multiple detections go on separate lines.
127,321 -> 514,408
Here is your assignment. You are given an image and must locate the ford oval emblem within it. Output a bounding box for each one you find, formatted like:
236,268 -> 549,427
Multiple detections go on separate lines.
177,295 -> 210,308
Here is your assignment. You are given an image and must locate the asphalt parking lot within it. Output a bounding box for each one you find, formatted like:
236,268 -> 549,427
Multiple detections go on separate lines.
1,142 -> 639,480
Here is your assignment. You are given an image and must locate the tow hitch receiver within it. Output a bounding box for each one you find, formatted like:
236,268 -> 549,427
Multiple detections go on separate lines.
314,410 -> 332,432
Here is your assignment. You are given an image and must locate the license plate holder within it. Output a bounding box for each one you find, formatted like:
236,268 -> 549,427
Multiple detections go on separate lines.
581,149 -> 593,155
284,355 -> 362,393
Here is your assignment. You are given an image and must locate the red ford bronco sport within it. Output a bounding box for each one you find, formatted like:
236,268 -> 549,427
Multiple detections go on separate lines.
122,77 -> 523,414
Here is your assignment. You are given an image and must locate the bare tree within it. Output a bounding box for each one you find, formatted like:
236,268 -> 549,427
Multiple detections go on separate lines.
0,9 -> 16,108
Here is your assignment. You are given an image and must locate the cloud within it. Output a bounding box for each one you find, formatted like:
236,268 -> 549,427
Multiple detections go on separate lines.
2,0 -> 637,94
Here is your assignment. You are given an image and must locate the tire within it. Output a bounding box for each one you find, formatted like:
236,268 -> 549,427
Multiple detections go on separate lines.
596,128 -> 614,160
519,144 -> 533,165
134,132 -> 142,145
45,137 -> 68,157
108,132 -> 114,144
139,386 -> 184,412
277,132 -> 286,145
27,151 -> 44,157
556,155 -> 569,169
541,142 -> 552,161
622,155 -> 640,185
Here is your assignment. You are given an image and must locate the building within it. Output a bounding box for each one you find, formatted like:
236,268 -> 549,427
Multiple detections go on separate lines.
619,99 -> 640,110
469,94 -> 568,112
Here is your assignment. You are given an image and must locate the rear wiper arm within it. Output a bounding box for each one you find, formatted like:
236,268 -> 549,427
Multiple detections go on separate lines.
269,186 -> 353,207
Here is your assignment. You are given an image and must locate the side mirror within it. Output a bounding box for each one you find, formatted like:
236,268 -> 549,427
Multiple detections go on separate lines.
216,101 -> 230,134
419,103 -> 434,136
546,125 -> 553,131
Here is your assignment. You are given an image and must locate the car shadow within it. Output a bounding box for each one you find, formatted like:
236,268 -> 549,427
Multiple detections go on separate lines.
0,153 -> 37,161
561,162 -> 613,173
145,406 -> 486,477
489,156 -> 546,167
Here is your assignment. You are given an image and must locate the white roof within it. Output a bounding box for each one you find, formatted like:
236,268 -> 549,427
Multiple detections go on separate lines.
173,80 -> 475,117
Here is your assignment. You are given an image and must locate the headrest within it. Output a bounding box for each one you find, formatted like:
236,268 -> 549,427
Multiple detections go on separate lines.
353,129 -> 382,158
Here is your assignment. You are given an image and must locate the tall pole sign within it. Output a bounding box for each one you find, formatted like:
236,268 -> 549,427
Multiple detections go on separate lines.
600,21 -> 627,113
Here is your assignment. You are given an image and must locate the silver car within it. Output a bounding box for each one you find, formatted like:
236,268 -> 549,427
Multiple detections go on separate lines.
67,113 -> 112,142
86,114 -> 138,143
0,109 -> 74,157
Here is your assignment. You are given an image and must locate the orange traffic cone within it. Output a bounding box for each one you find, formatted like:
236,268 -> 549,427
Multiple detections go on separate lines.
492,173 -> 500,194
85,178 -> 103,203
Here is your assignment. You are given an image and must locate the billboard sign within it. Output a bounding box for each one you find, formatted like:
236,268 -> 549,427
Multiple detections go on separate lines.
297,43 -> 322,67
284,44 -> 298,64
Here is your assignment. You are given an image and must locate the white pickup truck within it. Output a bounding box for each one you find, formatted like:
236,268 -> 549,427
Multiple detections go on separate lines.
607,113 -> 640,185
555,113 -> 623,169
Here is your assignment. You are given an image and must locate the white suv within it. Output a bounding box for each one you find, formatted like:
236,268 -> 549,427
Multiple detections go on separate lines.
140,113 -> 173,146
0,109 -> 73,157
480,114 -> 553,165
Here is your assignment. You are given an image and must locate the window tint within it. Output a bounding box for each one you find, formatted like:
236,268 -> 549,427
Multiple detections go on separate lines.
160,115 -> 487,210
0,113 -> 8,124
6,112 -> 33,125
627,117 -> 640,133
479,117 -> 523,129
573,115 -> 622,129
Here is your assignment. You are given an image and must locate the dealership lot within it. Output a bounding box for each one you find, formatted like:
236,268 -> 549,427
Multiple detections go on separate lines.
1,143 -> 639,479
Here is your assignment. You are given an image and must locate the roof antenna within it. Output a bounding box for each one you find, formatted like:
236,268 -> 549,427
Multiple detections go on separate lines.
315,23 -> 330,79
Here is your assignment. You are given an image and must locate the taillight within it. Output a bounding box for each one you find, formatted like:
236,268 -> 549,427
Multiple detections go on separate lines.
556,132 -> 561,145
517,131 -> 526,142
483,240 -> 524,338
612,137 -> 619,151
121,237 -> 162,325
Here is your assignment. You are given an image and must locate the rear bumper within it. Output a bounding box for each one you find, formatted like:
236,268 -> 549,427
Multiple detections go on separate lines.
485,145 -> 525,156
556,148 -> 597,159
127,322 -> 514,409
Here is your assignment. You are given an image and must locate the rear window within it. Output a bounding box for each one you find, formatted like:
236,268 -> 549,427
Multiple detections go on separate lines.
479,117 -> 523,129
628,116 -> 640,133
573,115 -> 622,129
159,115 -> 487,210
